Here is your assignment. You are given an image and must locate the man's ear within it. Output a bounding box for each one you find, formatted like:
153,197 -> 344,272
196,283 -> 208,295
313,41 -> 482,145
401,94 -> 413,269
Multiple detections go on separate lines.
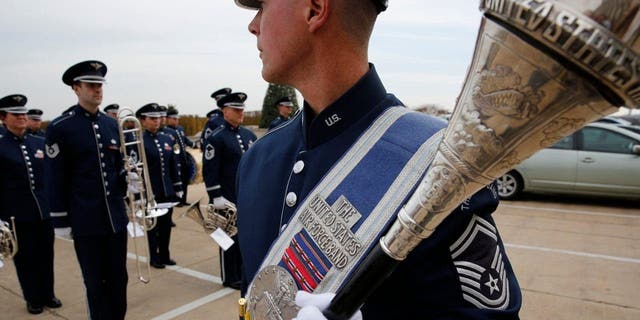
306,0 -> 330,32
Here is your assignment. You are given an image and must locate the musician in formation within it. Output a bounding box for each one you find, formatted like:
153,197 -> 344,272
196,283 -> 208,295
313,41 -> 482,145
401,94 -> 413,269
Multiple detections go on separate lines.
166,106 -> 197,206
134,103 -> 183,268
25,109 -> 46,137
200,87 -> 231,151
202,92 -> 256,289
104,103 -> 120,119
0,94 -> 61,315
233,0 -> 521,318
45,60 -> 129,319
267,96 -> 294,130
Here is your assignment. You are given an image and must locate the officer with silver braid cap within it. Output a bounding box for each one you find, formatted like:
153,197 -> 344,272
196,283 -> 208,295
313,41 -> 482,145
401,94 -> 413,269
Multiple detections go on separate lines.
202,91 -> 256,289
103,103 -> 119,119
233,1 -> 521,319
200,87 -> 232,151
166,106 -> 197,206
45,60 -> 129,319
0,94 -> 62,315
133,103 -> 183,268
25,109 -> 46,137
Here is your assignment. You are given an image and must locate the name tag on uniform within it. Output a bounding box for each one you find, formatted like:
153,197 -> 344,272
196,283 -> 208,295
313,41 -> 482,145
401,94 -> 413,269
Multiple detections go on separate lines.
210,228 -> 234,251
127,222 -> 145,238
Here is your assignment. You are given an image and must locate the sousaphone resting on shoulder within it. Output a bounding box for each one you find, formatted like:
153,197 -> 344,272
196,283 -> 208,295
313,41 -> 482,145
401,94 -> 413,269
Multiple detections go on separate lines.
242,1 -> 640,319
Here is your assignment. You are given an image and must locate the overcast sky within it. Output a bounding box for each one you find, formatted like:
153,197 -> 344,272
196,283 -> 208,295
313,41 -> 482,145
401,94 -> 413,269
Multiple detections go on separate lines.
0,1 -> 488,120
1,1 -> 634,121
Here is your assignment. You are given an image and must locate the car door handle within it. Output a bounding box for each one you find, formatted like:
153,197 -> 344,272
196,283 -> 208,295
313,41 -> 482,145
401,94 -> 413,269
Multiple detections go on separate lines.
581,157 -> 595,163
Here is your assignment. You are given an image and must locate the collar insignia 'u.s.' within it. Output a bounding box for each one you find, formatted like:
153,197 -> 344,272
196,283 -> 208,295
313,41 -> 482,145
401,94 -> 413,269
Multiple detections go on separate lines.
248,106 -> 447,318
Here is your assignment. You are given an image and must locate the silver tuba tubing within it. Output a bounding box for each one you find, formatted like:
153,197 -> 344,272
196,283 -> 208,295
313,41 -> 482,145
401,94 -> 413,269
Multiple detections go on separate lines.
181,198 -> 238,237
0,217 -> 18,265
325,1 -> 640,319
117,108 -> 156,284
382,0 -> 638,262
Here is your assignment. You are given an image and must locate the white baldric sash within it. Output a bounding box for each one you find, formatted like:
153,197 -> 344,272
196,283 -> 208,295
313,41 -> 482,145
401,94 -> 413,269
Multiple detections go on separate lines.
249,106 -> 445,298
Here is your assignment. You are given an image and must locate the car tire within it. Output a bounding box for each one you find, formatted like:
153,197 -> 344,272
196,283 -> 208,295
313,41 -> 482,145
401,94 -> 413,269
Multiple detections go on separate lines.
497,171 -> 523,200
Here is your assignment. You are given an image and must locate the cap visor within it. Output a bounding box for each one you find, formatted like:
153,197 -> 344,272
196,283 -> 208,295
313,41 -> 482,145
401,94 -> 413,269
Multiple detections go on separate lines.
234,0 -> 260,9
80,79 -> 106,84
1,107 -> 28,114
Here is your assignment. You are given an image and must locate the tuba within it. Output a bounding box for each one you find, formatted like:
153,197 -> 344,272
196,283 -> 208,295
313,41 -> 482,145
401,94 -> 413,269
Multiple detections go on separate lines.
182,198 -> 238,237
0,217 -> 18,267
246,1 -> 640,319
323,1 -> 640,318
117,108 -> 166,283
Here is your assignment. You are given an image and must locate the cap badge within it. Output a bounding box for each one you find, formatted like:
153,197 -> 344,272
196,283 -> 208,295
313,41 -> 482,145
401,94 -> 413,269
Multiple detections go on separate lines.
90,62 -> 103,70
13,96 -> 23,103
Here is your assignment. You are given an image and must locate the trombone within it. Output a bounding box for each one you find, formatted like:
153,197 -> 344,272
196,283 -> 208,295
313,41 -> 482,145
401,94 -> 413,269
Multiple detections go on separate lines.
117,108 -> 166,284
0,217 -> 18,267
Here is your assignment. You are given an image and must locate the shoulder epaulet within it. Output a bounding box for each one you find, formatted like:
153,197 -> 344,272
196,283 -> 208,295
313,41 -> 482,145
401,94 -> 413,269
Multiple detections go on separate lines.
27,134 -> 45,141
50,110 -> 75,127
259,110 -> 301,141
209,125 -> 225,139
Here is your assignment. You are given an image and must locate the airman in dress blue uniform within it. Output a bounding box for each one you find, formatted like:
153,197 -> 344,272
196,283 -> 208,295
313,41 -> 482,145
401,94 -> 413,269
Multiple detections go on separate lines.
157,105 -> 181,226
200,87 -> 232,151
0,94 -> 62,315
166,106 -> 197,206
26,109 -> 46,137
267,96 -> 294,130
134,103 -> 183,268
104,103 -> 120,119
45,60 -> 129,320
202,92 -> 256,289
233,0 -> 521,319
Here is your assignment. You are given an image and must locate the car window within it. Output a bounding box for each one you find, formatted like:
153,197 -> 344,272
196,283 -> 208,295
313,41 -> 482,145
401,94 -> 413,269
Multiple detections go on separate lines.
549,134 -> 574,150
581,127 -> 638,154
621,125 -> 640,135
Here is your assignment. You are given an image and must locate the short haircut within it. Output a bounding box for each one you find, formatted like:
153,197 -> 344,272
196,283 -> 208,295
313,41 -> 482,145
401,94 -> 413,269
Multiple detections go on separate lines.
335,0 -> 378,48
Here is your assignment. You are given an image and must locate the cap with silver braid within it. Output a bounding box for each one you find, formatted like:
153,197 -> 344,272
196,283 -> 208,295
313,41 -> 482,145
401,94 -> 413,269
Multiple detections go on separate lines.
234,0 -> 387,13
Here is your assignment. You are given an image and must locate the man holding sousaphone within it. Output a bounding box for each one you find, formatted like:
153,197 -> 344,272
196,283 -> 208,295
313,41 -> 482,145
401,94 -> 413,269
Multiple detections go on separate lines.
234,0 -> 640,319
232,0 -> 522,319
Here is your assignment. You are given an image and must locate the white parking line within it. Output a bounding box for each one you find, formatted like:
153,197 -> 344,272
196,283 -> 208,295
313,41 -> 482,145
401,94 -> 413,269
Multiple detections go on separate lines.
56,236 -> 232,318
126,253 -> 222,283
150,288 -> 236,320
505,243 -> 640,264
500,204 -> 640,219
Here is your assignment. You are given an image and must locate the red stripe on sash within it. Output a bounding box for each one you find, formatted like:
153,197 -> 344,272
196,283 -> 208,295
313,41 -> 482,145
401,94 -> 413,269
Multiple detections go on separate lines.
283,247 -> 317,291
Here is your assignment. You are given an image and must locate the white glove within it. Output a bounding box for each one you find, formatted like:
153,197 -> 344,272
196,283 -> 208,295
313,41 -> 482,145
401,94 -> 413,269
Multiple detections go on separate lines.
212,196 -> 236,210
54,227 -> 73,241
294,291 -> 362,320
127,172 -> 141,194
176,191 -> 184,199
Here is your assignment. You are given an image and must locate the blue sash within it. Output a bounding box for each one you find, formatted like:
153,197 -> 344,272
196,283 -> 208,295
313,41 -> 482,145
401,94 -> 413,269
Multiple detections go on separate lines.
249,107 -> 445,296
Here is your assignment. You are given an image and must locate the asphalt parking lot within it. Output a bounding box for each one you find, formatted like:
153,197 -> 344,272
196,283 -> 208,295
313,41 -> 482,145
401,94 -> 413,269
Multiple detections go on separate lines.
1,184 -> 638,319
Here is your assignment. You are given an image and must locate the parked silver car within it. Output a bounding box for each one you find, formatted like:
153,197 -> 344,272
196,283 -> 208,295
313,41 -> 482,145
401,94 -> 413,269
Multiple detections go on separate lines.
497,122 -> 640,200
